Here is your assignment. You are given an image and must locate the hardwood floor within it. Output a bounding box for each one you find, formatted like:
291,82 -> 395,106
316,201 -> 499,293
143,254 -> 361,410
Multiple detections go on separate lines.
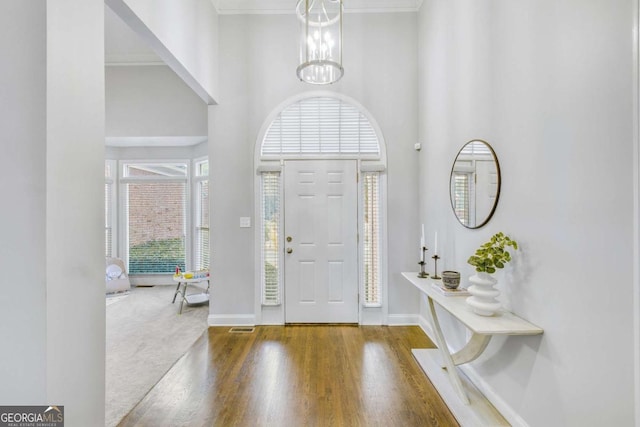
119,326 -> 459,427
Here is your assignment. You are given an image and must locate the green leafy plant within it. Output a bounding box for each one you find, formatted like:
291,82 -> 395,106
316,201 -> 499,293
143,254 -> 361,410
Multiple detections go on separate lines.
467,232 -> 518,273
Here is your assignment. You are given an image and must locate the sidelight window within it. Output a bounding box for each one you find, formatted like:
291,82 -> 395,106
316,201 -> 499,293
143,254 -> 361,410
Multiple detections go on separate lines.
105,161 -> 116,257
194,159 -> 209,271
362,172 -> 381,306
261,172 -> 281,305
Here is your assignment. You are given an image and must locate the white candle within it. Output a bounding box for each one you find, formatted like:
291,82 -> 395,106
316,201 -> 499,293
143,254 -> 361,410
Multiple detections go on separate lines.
434,231 -> 438,255
420,224 -> 425,262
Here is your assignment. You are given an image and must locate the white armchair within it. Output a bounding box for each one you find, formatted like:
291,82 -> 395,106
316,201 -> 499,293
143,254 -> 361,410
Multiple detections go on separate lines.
105,257 -> 131,294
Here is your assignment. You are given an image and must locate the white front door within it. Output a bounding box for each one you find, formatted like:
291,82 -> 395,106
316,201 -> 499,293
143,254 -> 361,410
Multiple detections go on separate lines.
284,160 -> 359,323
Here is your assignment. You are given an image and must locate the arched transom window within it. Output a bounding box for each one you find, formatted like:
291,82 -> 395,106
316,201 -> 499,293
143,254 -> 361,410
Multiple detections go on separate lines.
261,97 -> 380,157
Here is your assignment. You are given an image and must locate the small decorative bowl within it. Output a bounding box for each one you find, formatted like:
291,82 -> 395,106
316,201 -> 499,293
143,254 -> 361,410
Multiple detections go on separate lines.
441,271 -> 461,289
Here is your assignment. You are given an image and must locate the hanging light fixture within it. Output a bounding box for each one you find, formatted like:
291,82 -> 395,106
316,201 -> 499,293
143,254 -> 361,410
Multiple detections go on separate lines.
296,0 -> 344,85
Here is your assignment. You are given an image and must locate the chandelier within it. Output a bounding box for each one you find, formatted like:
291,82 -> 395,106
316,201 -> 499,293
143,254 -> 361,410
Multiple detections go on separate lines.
296,0 -> 344,85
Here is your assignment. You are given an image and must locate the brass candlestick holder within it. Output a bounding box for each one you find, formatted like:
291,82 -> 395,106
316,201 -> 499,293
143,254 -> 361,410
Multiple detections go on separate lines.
432,254 -> 441,280
418,247 -> 429,278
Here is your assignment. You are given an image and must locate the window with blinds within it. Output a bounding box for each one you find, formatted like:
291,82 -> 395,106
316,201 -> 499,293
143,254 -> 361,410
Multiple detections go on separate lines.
460,140 -> 492,156
194,160 -> 209,271
261,172 -> 281,305
262,97 -> 380,156
105,182 -> 112,257
362,172 -> 381,306
452,173 -> 471,227
105,161 -> 115,258
123,162 -> 188,274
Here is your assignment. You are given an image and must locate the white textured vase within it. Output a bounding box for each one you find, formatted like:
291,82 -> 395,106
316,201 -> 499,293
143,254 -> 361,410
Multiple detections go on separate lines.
466,272 -> 500,316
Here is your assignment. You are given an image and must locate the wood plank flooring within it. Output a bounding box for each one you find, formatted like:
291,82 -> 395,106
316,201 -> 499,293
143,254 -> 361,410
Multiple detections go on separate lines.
118,326 -> 459,427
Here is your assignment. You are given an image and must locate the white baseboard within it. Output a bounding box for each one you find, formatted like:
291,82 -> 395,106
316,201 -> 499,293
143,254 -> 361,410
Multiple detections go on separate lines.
260,306 -> 284,325
458,365 -> 529,427
208,314 -> 256,326
360,307 -> 383,325
418,313 -> 435,339
387,313 -> 419,325
416,314 -> 529,427
413,349 -> 509,426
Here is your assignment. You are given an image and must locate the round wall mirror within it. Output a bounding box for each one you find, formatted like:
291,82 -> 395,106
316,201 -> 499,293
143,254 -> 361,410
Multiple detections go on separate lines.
449,140 -> 501,229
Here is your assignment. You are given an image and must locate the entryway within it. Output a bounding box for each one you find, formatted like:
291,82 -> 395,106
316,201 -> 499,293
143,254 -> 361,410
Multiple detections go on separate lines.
283,159 -> 359,323
256,93 -> 387,325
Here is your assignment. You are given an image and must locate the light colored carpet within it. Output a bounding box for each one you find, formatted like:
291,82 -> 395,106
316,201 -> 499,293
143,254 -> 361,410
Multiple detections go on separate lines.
106,292 -> 129,306
105,285 -> 209,427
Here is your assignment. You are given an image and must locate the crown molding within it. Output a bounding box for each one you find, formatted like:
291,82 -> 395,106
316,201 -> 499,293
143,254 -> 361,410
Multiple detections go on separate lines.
212,0 -> 422,15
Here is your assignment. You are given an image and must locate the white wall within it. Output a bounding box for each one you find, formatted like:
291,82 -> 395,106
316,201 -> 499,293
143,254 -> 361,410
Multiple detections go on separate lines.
0,1 -> 106,425
209,12 -> 419,324
106,0 -> 219,104
418,1 -> 635,425
0,0 -> 47,404
106,65 -> 207,138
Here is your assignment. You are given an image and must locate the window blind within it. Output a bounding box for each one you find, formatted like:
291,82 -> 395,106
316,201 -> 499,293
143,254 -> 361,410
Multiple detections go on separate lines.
262,97 -> 380,156
362,172 -> 381,306
105,181 -> 112,258
452,173 -> 471,227
460,141 -> 492,156
261,172 -> 281,305
105,161 -> 115,258
195,179 -> 210,271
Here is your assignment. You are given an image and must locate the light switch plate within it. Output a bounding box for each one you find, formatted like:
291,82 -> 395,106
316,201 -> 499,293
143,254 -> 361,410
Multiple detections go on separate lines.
240,217 -> 251,228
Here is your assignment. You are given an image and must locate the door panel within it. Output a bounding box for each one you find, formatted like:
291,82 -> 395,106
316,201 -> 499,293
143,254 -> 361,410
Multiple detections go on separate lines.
284,160 -> 358,323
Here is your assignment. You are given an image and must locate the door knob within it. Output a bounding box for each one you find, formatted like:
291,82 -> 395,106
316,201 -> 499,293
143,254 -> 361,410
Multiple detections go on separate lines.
286,248 -> 293,254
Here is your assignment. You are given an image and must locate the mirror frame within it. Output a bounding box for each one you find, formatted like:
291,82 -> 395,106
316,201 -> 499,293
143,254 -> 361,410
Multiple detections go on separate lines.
449,139 -> 501,229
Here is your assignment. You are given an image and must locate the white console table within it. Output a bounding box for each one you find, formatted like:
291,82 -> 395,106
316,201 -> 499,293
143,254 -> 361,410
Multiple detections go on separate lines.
402,272 -> 543,425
